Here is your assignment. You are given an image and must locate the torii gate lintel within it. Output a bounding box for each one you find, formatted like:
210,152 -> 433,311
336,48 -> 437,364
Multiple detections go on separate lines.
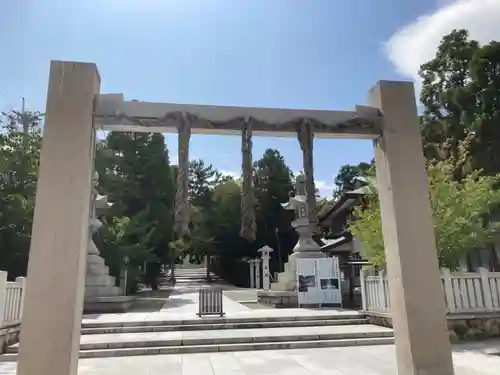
93,93 -> 383,139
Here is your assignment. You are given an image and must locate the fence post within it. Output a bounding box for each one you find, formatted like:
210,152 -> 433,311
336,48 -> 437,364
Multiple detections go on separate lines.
441,268 -> 455,313
478,267 -> 493,311
0,271 -> 7,324
15,277 -> 27,320
360,268 -> 367,311
378,271 -> 386,311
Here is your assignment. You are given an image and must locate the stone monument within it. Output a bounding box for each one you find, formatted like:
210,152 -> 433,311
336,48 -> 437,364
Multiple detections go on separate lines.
258,246 -> 273,291
258,174 -> 325,306
83,171 -> 134,313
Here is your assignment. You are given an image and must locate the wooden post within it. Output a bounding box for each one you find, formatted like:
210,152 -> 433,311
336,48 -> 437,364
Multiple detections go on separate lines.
441,268 -> 455,313
360,268 -> 367,311
478,267 -> 493,311
0,271 -> 7,324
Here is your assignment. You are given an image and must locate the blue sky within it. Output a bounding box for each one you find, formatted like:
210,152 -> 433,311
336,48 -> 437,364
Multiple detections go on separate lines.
1,0 -> 497,195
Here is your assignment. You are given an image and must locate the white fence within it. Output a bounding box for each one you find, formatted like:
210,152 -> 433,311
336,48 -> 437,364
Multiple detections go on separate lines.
0,271 -> 26,325
361,268 -> 500,314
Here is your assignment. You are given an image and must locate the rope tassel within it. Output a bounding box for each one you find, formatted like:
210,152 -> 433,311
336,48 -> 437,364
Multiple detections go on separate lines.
240,118 -> 256,241
174,114 -> 191,238
296,120 -> 317,232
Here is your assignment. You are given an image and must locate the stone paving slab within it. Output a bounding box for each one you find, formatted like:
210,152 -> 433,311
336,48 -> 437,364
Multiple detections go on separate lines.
2,344 -> 500,374
76,324 -> 392,347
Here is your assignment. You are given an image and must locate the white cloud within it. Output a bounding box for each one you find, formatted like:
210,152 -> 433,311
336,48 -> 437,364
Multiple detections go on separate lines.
315,180 -> 335,198
292,171 -> 334,197
385,0 -> 500,93
220,170 -> 240,179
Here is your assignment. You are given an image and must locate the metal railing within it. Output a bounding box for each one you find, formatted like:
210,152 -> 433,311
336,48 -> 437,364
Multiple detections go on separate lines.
197,287 -> 225,317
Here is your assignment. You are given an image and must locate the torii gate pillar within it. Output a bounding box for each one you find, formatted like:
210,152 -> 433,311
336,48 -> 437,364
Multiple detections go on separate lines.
370,81 -> 454,375
17,61 -> 99,375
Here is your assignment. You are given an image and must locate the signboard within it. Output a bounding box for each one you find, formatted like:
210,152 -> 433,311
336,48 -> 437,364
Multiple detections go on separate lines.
296,257 -> 342,307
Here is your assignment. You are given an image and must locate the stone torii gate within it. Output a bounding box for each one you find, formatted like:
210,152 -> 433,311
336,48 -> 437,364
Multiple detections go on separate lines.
17,61 -> 454,375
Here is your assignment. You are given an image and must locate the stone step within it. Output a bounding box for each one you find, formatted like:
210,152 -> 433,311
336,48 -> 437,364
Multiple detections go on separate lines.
81,318 -> 370,334
1,333 -> 394,361
81,312 -> 364,329
9,324 -> 392,353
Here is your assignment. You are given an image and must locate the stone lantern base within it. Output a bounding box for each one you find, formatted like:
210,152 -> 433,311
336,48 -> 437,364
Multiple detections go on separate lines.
83,241 -> 134,314
257,290 -> 298,308
270,251 -> 325,292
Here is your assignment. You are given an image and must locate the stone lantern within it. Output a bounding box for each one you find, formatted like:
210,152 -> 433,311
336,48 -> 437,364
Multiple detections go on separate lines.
84,171 -> 134,313
269,174 -> 324,292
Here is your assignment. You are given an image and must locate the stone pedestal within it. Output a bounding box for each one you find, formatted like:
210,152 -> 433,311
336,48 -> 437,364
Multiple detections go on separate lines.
84,242 -> 133,313
257,290 -> 298,308
83,172 -> 134,313
270,219 -> 324,292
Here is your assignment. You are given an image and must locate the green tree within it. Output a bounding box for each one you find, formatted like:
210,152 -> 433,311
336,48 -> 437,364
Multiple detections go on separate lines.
419,29 -> 500,178
0,110 -> 42,278
96,215 -> 155,293
349,158 -> 500,270
95,131 -> 175,289
468,40 -> 500,176
208,179 -> 258,285
253,149 -> 295,272
333,162 -> 373,198
419,29 -> 478,168
188,159 -> 223,208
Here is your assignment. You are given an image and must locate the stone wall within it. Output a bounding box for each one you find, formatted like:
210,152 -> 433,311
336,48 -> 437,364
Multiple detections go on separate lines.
0,321 -> 21,354
365,312 -> 500,343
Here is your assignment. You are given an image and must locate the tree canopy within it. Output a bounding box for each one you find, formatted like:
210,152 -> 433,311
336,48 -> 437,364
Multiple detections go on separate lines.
345,29 -> 500,270
349,156 -> 500,270
0,110 -> 299,287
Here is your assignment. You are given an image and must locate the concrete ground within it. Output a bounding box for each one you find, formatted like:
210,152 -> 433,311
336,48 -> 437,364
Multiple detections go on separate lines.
5,267 -> 500,374
1,342 -> 499,374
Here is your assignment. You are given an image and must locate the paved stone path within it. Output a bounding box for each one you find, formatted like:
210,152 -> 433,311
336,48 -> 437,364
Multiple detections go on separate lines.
2,343 -> 500,374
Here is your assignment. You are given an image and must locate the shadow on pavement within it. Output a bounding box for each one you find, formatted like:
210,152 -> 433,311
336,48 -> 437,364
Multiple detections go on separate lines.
127,288 -> 174,313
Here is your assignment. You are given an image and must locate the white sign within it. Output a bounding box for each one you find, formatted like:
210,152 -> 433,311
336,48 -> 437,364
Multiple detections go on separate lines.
296,257 -> 342,307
